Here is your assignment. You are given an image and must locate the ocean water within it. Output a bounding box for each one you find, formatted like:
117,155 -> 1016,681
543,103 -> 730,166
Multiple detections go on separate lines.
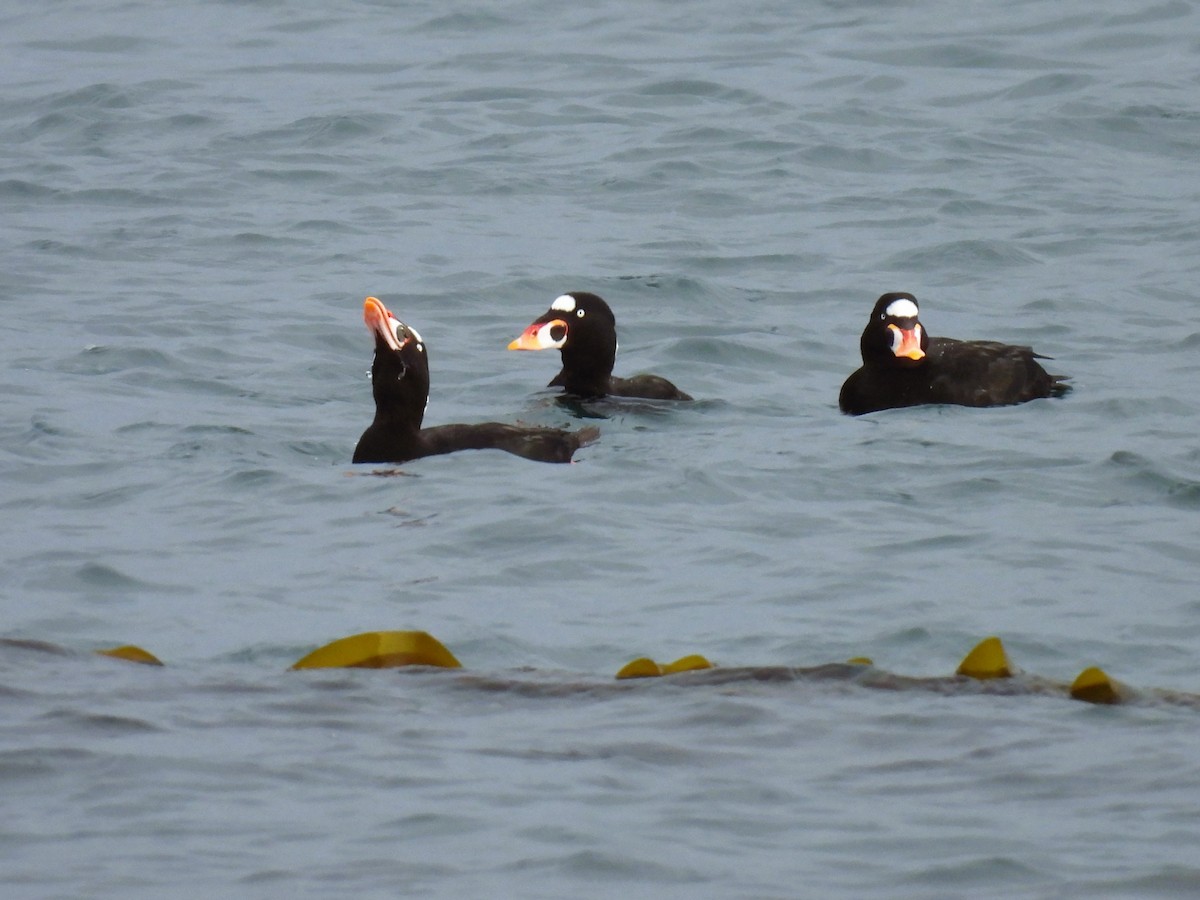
3,0 -> 1200,897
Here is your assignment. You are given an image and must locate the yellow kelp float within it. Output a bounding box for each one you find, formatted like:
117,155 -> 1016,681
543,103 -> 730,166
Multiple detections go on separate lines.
290,630 -> 462,670
96,645 -> 164,666
1070,666 -> 1122,704
956,636 -> 1013,680
615,653 -> 713,679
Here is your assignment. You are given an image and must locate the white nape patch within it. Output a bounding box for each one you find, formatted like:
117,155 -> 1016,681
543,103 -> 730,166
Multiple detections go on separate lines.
407,324 -> 424,350
550,294 -> 577,313
884,298 -> 919,320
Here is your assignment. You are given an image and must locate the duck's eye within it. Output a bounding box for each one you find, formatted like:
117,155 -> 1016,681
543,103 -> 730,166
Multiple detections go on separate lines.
576,308 -> 585,318
550,323 -> 567,342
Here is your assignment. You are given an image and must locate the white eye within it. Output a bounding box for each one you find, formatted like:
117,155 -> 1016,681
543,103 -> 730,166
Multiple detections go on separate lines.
576,308 -> 585,318
550,294 -> 577,313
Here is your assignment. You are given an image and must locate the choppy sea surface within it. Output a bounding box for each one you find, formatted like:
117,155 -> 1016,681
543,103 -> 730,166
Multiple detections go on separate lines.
3,1 -> 1200,897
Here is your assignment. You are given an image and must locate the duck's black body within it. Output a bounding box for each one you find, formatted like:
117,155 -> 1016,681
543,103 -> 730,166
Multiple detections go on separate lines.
353,297 -> 596,464
839,292 -> 1070,415
508,292 -> 692,401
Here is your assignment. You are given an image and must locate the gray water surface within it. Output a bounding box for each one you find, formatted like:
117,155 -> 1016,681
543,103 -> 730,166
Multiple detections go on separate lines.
3,1 -> 1200,897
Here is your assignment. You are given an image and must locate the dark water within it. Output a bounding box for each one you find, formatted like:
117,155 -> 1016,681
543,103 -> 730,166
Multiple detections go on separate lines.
3,1 -> 1200,897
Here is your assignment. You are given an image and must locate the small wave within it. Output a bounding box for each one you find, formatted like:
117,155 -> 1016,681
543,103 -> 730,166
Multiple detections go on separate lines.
40,707 -> 163,735
0,179 -> 61,200
27,35 -> 159,54
883,239 -> 1041,271
1107,450 -> 1200,509
1001,72 -> 1097,101
55,345 -> 175,376
74,561 -> 162,591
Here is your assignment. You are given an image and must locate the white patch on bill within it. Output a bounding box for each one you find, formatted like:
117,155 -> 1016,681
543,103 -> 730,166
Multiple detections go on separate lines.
551,294 -> 577,313
885,297 -> 919,320
888,323 -> 924,357
535,320 -> 568,348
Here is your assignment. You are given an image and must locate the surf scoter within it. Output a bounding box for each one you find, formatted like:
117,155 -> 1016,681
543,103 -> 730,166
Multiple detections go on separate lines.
353,297 -> 597,464
508,292 -> 692,401
838,292 -> 1070,415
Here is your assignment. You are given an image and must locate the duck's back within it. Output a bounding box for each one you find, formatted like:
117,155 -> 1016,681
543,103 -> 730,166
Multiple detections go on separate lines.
924,337 -> 1068,407
608,373 -> 693,401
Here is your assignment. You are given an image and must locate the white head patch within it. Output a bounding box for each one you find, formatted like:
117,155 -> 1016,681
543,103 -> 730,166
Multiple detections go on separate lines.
884,298 -> 919,320
392,319 -> 424,352
550,294 -> 576,313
